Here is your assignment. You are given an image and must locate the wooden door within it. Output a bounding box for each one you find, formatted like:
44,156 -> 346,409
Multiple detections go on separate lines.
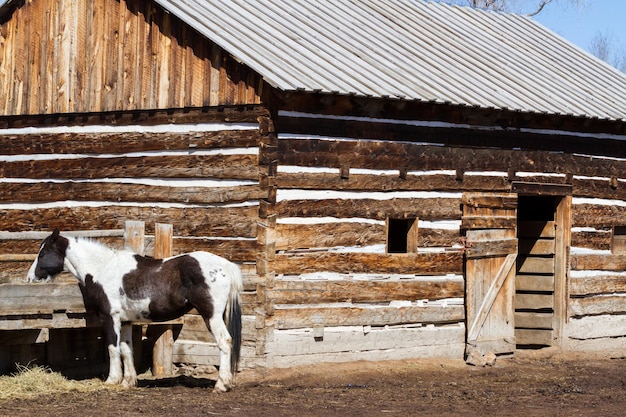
463,193 -> 518,357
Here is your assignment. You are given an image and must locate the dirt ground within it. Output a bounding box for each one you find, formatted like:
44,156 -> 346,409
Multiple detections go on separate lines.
2,350 -> 626,417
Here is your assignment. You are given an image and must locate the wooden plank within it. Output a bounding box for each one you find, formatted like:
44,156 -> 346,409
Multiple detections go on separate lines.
518,238 -> 555,255
465,238 -> 517,258
515,293 -> 553,310
0,283 -> 87,315
516,275 -> 554,292
515,328 -> 553,346
611,226 -> 626,254
271,303 -> 464,329
461,216 -> 516,230
573,204 -> 626,229
517,256 -> 555,274
124,220 -> 145,254
467,254 -> 516,341
461,193 -> 517,210
515,312 -> 553,329
510,181 -> 572,196
267,277 -> 464,304
518,221 -> 556,238
272,251 -> 464,275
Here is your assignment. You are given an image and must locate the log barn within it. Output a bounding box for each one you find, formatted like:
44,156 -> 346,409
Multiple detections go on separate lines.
2,0 -> 626,375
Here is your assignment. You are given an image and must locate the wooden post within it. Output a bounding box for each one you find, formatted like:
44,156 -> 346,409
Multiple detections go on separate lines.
154,223 -> 173,258
124,221 -> 145,255
152,223 -> 174,377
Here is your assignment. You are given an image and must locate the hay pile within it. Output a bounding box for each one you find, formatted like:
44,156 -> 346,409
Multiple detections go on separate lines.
0,365 -> 114,401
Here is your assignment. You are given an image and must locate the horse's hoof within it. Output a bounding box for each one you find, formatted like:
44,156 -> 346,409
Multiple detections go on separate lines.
213,380 -> 230,393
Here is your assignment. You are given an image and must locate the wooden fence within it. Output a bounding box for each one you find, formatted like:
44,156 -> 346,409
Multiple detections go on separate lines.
0,221 -> 185,377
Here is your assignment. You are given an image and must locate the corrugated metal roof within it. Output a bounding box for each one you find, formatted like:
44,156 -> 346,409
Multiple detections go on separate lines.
155,0 -> 626,121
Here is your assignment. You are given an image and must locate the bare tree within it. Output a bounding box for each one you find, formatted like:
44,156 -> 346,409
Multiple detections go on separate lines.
590,32 -> 626,73
441,0 -> 586,17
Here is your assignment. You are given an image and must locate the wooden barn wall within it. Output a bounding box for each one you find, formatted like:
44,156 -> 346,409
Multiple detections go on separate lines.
258,109 -> 626,365
0,106 -> 268,373
0,0 -> 262,116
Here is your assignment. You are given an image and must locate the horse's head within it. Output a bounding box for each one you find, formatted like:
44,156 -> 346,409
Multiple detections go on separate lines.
26,228 -> 69,282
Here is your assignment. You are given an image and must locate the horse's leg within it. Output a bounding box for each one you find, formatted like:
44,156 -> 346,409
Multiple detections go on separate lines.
208,315 -> 233,392
120,323 -> 137,387
103,314 -> 124,385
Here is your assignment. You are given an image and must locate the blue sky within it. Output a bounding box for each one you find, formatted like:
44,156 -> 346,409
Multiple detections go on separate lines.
534,0 -> 626,53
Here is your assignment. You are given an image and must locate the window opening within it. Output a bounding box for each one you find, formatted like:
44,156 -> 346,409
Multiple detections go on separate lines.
386,218 -> 418,254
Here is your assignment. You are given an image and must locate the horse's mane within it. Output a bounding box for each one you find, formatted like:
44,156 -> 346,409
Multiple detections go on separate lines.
69,235 -> 130,256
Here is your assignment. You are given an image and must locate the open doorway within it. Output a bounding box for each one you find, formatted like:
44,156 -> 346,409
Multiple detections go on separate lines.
515,195 -> 569,349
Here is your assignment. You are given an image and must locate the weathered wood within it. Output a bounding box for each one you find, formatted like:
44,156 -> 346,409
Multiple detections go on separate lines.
0,205 -> 259,236
515,312 -> 553,329
517,256 -> 555,274
611,226 -> 626,254
515,293 -> 553,310
515,328 -> 553,346
461,216 -> 516,230
263,324 -> 465,359
518,221 -> 556,238
271,251 -> 463,275
0,0 -> 263,115
569,295 -> 626,317
571,230 -> 610,251
467,254 -> 516,342
279,138 -> 626,179
464,238 -> 517,258
570,274 -> 626,296
124,220 -> 145,254
0,182 -> 264,205
571,254 -> 626,271
152,223 -> 174,376
510,181 -> 572,196
566,314 -> 626,340
0,128 -> 262,156
273,197 -> 461,220
267,277 -> 464,304
573,204 -> 626,228
516,275 -> 554,292
274,222 -> 460,251
518,238 -> 555,255
0,154 -> 260,180
271,303 -> 464,329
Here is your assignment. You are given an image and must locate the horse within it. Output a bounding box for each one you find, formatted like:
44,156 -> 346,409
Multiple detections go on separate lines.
26,228 -> 242,392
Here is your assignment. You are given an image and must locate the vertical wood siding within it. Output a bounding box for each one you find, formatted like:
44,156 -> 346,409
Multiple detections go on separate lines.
0,0 -> 262,115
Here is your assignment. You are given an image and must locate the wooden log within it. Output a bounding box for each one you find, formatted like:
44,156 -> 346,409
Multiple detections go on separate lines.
273,197 -> 461,220
0,154 -> 260,180
278,138 -> 626,179
570,254 -> 626,271
569,295 -> 626,317
0,182 -> 264,205
267,276 -> 464,304
272,251 -> 464,275
570,274 -> 626,296
573,204 -> 626,228
0,127 -> 261,155
0,205 -> 259,237
271,303 -> 464,329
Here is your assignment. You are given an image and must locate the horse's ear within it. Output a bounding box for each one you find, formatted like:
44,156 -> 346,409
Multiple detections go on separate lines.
51,228 -> 60,241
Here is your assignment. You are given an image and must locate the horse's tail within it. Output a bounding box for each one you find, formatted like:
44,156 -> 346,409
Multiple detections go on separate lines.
224,261 -> 243,374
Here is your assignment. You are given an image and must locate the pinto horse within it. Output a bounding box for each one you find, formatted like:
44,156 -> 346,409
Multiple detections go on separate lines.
26,229 -> 242,392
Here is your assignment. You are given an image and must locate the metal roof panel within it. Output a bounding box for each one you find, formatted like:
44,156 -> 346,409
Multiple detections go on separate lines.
155,0 -> 626,121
